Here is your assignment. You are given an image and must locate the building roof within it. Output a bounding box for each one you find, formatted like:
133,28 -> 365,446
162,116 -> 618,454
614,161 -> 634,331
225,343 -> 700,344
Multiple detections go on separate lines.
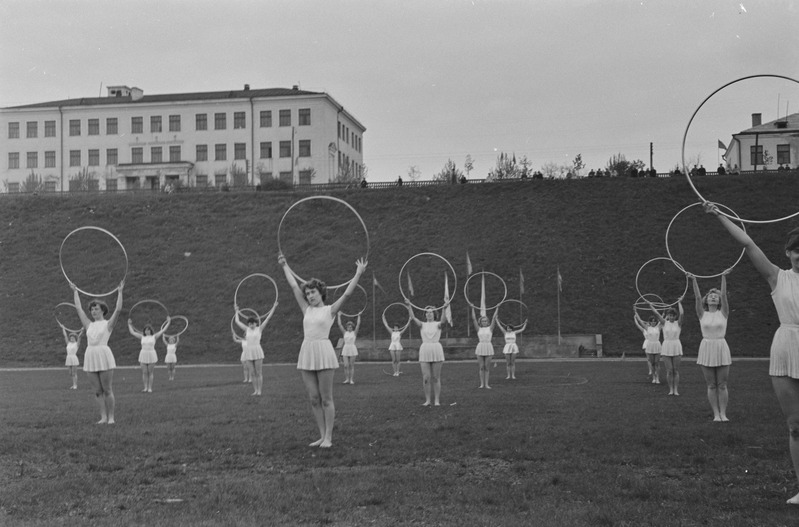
738,112 -> 799,134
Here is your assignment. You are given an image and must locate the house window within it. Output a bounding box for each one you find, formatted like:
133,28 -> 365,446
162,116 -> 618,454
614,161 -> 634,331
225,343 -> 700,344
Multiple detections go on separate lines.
258,171 -> 273,183
26,122 -> 38,138
214,113 -> 226,130
8,122 -> 19,138
169,115 -> 181,132
279,171 -> 293,183
44,180 -> 57,192
8,152 -> 19,169
69,150 -> 81,167
27,152 -> 38,168
45,121 -> 56,137
196,113 -> 207,131
234,112 -> 246,129
132,117 -> 143,134
169,146 -> 181,162
151,116 -> 162,133
279,141 -> 291,158
234,143 -> 246,160
279,109 -> 291,127
7,182 -> 19,193
107,148 -> 118,166
151,147 -> 162,163
88,149 -> 100,166
45,151 -> 56,168
299,140 -> 311,157
778,144 -> 791,165
88,119 -> 100,136
750,145 -> 764,166
299,169 -> 312,184
214,173 -> 227,186
196,174 -> 208,187
106,118 -> 118,135
106,179 -> 117,192
69,120 -> 81,136
260,111 -> 272,127
196,144 -> 208,161
215,144 -> 227,161
132,147 -> 143,163
260,142 -> 272,159
299,108 -> 311,126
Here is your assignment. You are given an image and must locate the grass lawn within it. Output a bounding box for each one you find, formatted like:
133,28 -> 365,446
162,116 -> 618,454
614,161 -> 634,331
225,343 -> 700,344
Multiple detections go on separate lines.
1,359 -> 797,526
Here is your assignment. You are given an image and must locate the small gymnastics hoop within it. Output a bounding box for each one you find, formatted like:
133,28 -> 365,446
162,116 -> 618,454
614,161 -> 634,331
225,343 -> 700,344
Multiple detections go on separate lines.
633,293 -> 669,312
277,196 -> 370,289
495,299 -> 528,331
231,308 -> 260,336
330,283 -> 368,317
665,202 -> 746,279
681,74 -> 799,224
128,299 -> 170,333
398,252 -> 457,312
54,302 -> 82,333
59,226 -> 128,297
382,302 -> 412,333
463,271 -> 508,313
164,315 -> 189,338
234,273 -> 279,320
634,257 -> 689,307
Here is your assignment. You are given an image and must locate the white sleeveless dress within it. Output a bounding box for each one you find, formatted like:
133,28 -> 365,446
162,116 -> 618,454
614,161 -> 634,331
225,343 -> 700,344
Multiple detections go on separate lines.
418,322 -> 444,362
644,325 -> 661,355
164,343 -> 177,364
65,341 -> 80,366
697,311 -> 731,367
660,320 -> 683,357
503,332 -> 519,355
769,269 -> 799,377
297,305 -> 338,370
389,331 -> 403,351
341,331 -> 358,357
475,327 -> 494,356
245,327 -> 264,360
138,335 -> 158,364
84,320 -> 116,372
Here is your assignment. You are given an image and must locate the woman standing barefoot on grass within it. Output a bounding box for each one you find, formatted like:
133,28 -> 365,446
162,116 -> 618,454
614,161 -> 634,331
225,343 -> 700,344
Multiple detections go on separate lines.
61,326 -> 83,389
634,311 -> 662,384
407,301 -> 450,406
233,305 -> 277,396
337,313 -> 361,385
279,254 -> 367,448
385,323 -> 404,376
128,319 -> 170,393
162,335 -> 179,381
231,322 -> 251,383
471,309 -> 499,389
689,270 -> 731,422
649,301 -> 684,395
706,202 -> 799,504
500,321 -> 527,380
72,281 -> 124,424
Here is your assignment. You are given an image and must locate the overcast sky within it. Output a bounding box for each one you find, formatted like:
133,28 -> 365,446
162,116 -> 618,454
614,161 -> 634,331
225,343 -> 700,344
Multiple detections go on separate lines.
1,0 -> 798,180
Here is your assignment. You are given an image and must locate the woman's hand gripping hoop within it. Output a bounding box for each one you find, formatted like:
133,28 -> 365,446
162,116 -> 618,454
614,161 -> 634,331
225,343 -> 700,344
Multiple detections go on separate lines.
496,299 -> 528,331
163,316 -> 189,338
59,226 -> 128,297
463,271 -> 508,312
382,302 -> 412,333
398,252 -> 457,313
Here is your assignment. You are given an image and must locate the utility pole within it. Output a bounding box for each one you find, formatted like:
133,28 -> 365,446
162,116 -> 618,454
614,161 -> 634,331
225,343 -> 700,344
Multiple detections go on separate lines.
649,142 -> 653,172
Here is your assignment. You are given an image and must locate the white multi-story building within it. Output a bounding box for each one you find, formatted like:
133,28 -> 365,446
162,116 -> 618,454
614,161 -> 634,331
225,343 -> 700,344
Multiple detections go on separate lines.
723,112 -> 798,172
0,84 -> 365,193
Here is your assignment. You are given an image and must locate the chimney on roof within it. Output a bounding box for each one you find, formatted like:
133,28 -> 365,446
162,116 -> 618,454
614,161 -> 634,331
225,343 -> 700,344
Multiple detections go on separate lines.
131,87 -> 144,101
752,113 -> 762,127
244,84 -> 250,91
292,85 -> 299,91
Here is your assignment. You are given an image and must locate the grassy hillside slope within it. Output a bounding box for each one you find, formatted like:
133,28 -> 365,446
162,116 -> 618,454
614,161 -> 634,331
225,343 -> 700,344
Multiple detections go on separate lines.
2,174 -> 798,367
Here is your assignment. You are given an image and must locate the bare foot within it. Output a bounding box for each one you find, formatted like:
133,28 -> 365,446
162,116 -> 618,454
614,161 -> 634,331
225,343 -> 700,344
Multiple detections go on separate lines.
674,392 -> 680,396
309,438 -> 324,447
422,401 -> 431,407
107,419 -> 115,425
96,419 -> 108,424
434,402 -> 441,406
786,491 -> 799,505
319,440 -> 332,448
720,416 -> 729,422
485,386 -> 491,389
713,416 -> 722,422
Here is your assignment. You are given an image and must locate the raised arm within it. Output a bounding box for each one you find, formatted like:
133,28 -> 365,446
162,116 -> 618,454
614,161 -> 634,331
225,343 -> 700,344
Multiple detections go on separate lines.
330,258 -> 368,317
152,316 -> 171,339
406,299 -> 422,327
127,319 -> 143,340
470,308 -> 481,332
705,202 -> 779,288
720,271 -> 730,319
337,311 -> 346,334
689,274 -> 704,320
71,284 -> 92,330
354,314 -> 362,334
258,302 -> 278,331
514,320 -> 528,335
106,281 -> 125,329
61,325 -> 70,345
489,309 -> 499,331
278,254 -> 308,312
632,311 -> 647,333
648,302 -> 666,324
676,300 -> 684,326
232,308 -> 249,331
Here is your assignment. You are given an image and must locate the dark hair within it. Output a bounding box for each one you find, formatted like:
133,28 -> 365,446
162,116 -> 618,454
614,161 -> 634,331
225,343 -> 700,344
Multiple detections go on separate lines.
143,325 -> 154,336
247,317 -> 258,325
303,278 -> 327,302
665,308 -> 677,318
88,300 -> 108,316
785,227 -> 799,252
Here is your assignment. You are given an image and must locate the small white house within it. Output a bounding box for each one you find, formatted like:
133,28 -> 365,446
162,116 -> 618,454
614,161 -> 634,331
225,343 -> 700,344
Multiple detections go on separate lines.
723,112 -> 799,172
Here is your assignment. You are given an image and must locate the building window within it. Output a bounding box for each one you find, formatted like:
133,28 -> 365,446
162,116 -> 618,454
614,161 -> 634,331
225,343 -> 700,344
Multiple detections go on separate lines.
106,118 -> 118,135
260,142 -> 272,159
214,113 -> 226,130
279,141 -> 291,158
88,119 -> 100,136
299,108 -> 311,126
260,110 -> 272,127
69,150 -> 81,167
169,146 -> 181,162
27,152 -> 38,168
196,113 -> 207,131
88,149 -> 100,166
234,112 -> 246,129
234,143 -> 246,160
215,144 -> 227,161
151,147 -> 163,163
8,122 -> 19,139
169,115 -> 181,132
778,144 -> 791,165
45,150 -> 56,168
299,169 -> 312,184
258,171 -> 273,183
26,122 -> 38,138
69,120 -> 81,136
196,144 -> 208,161
151,116 -> 162,133
299,140 -> 311,157
279,109 -> 291,127
8,152 -> 19,169
45,121 -> 56,137
132,117 -> 143,134
132,147 -> 143,164
7,182 -> 19,193
106,179 -> 117,192
107,148 -> 118,166
214,173 -> 227,186
44,180 -> 57,192
750,145 -> 764,166
279,171 -> 293,183
196,174 -> 208,187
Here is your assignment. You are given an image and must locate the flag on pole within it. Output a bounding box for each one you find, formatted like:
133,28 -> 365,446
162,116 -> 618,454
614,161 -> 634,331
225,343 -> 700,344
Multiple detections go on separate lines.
557,267 -> 563,292
407,272 -> 415,297
466,252 -> 473,275
519,268 -> 525,296
373,275 -> 386,295
717,139 -> 727,150
444,272 -> 453,326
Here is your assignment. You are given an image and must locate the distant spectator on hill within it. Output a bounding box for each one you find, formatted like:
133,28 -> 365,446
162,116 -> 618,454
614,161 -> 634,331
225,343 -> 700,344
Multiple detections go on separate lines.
396,176 -> 403,187
698,165 -> 707,176
690,165 -> 698,177
648,168 -> 657,177
717,165 -> 726,175
360,178 -> 368,188
588,169 -> 596,178
731,164 -> 740,174
778,164 -> 786,171
628,167 -> 639,178
533,171 -> 544,179
671,167 -> 682,177
459,175 -> 467,184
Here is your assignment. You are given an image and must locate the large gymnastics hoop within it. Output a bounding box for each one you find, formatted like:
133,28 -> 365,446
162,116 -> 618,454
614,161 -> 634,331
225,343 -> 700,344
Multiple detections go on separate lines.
231,308 -> 260,336
54,302 -> 82,333
398,252 -> 457,312
463,271 -> 508,313
127,299 -> 170,333
330,283 -> 368,317
164,315 -> 189,338
59,226 -> 128,297
634,257 -> 690,307
233,273 -> 279,320
495,299 -> 528,330
665,202 -> 746,279
681,74 -> 799,224
277,196 -> 370,289
633,293 -> 669,312
382,302 -> 412,333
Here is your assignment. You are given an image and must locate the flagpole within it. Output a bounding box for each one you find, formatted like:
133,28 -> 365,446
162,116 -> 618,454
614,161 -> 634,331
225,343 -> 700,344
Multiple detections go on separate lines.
372,272 -> 376,352
519,274 -> 523,346
557,267 -> 562,345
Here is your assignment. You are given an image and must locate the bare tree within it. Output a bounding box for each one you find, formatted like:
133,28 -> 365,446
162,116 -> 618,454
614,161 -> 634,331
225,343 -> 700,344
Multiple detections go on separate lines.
407,165 -> 421,182
464,155 -> 474,178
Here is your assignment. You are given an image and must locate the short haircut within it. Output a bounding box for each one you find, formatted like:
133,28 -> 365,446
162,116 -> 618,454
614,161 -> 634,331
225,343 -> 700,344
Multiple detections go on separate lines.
303,278 -> 327,302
